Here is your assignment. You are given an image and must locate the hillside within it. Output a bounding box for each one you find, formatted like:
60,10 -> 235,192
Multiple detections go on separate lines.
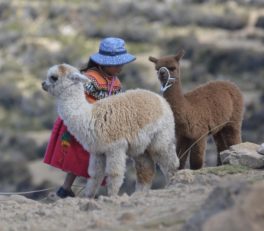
0,0 -> 264,222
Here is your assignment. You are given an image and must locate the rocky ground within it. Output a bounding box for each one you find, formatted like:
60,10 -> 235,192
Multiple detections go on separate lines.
0,164 -> 264,231
0,0 -> 264,195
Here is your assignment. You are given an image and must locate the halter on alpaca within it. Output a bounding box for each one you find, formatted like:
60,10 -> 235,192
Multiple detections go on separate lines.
157,67 -> 176,93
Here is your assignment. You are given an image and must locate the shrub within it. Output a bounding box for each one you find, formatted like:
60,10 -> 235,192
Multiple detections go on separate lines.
0,131 -> 40,161
0,159 -> 32,192
256,15 -> 264,29
0,84 -> 22,109
195,46 -> 264,75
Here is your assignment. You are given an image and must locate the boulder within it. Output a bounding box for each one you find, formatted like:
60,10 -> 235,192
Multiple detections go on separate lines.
257,143 -> 264,155
220,142 -> 264,168
182,180 -> 264,231
202,181 -> 264,231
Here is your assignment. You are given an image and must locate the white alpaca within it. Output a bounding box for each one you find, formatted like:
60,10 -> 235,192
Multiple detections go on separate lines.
42,63 -> 179,197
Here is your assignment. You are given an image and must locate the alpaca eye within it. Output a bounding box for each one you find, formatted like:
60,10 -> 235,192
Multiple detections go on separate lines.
168,67 -> 176,71
50,75 -> 58,82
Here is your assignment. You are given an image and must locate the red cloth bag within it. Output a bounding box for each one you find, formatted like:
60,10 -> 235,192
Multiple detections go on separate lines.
43,117 -> 90,178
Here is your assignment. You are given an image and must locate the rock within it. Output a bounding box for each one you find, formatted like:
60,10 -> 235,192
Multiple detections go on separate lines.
181,181 -> 248,231
182,179 -> 264,231
202,181 -> 264,231
220,142 -> 264,168
79,200 -> 101,211
257,143 -> 264,155
170,169 -> 195,184
118,212 -> 136,224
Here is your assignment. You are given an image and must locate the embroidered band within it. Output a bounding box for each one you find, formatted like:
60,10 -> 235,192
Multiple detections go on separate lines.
98,50 -> 127,56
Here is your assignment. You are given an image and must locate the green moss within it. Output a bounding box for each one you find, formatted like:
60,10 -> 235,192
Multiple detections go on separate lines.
249,176 -> 264,184
195,165 -> 250,176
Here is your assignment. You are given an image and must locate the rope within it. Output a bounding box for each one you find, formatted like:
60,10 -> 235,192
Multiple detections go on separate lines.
0,187 -> 58,196
0,184 -> 86,196
178,121 -> 234,160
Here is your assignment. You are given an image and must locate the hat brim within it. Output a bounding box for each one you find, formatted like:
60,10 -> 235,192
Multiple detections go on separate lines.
90,53 -> 136,66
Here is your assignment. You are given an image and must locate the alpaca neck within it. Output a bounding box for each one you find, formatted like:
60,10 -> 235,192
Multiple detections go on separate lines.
164,78 -> 185,106
163,78 -> 189,121
57,84 -> 93,133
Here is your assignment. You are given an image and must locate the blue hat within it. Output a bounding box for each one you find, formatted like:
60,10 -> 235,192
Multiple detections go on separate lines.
90,37 -> 136,66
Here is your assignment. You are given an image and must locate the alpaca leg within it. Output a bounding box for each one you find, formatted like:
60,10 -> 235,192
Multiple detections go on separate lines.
85,154 -> 106,198
177,137 -> 192,169
134,151 -> 156,192
213,131 -> 228,165
215,124 -> 242,166
105,151 -> 127,196
152,142 -> 179,185
166,142 -> 180,180
189,138 -> 207,170
222,124 -> 242,147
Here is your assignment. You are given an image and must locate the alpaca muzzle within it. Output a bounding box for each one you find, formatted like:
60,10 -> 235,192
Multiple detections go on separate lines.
157,67 -> 176,93
42,82 -> 48,91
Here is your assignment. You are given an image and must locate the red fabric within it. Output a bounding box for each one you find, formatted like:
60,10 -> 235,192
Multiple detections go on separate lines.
43,117 -> 90,178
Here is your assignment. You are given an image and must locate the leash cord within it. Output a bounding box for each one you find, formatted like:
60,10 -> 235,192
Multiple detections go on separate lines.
0,184 -> 86,196
0,187 -> 58,195
179,121 -> 234,160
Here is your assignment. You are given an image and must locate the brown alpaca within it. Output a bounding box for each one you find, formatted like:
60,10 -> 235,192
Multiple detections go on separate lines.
149,50 -> 244,169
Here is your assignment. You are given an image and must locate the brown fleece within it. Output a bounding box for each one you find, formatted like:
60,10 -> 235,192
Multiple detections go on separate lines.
58,64 -> 79,78
134,151 -> 156,185
58,64 -> 68,76
92,89 -> 163,144
149,50 -> 244,169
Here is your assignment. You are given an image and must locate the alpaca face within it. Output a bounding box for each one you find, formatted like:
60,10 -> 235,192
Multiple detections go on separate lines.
42,64 -> 90,97
149,50 -> 185,91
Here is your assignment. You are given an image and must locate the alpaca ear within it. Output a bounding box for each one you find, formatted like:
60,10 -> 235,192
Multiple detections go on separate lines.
149,56 -> 158,64
69,72 -> 89,83
175,49 -> 185,61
